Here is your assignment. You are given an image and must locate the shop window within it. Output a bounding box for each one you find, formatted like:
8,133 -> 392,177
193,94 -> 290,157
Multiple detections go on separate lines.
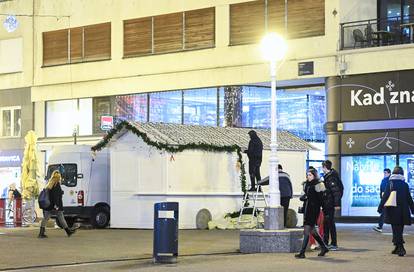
43,22 -> 111,66
114,94 -> 148,124
149,91 -> 182,124
341,155 -> 397,216
0,106 -> 21,137
183,88 -> 217,126
46,99 -> 92,137
218,88 -> 225,127
397,154 -> 414,198
123,7 -> 215,57
93,96 -> 113,134
241,86 -> 271,128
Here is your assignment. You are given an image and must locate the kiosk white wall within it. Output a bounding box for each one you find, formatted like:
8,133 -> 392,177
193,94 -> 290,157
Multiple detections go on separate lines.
109,131 -> 307,229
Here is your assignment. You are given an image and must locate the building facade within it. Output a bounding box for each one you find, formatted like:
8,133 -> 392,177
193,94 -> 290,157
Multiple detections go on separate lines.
1,0 -> 414,219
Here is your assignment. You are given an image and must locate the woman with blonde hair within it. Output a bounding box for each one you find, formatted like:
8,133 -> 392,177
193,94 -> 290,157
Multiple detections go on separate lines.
38,170 -> 76,238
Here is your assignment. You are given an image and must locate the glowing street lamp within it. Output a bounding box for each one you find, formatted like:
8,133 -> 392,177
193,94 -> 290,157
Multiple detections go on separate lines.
260,32 -> 287,230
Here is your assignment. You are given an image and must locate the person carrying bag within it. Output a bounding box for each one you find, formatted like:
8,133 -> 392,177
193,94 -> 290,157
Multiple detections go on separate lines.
38,170 -> 76,238
378,166 -> 414,257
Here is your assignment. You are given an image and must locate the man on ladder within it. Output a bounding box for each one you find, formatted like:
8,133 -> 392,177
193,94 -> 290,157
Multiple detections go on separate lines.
239,130 -> 265,227
245,130 -> 263,191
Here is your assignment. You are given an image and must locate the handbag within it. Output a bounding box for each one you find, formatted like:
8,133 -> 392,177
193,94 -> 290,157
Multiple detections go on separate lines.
384,181 -> 397,207
38,188 -> 50,209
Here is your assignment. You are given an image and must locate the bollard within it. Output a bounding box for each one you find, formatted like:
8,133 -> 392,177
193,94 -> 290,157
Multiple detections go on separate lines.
153,202 -> 179,264
0,198 -> 5,226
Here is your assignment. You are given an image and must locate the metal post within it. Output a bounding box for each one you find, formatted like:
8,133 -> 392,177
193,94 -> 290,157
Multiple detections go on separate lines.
264,60 -> 284,230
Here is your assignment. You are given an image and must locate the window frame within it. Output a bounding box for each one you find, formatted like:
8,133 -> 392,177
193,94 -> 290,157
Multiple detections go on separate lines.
46,163 -> 78,187
0,106 -> 21,138
42,22 -> 111,67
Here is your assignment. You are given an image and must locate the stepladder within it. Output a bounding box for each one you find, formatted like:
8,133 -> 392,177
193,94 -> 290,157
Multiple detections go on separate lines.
238,184 -> 269,228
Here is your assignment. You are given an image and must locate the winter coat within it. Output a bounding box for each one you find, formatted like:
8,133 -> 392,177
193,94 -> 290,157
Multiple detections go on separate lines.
380,176 -> 389,198
301,179 -> 326,226
246,131 -> 263,163
322,169 -> 343,210
44,183 -> 64,212
378,174 -> 414,226
279,171 -> 293,198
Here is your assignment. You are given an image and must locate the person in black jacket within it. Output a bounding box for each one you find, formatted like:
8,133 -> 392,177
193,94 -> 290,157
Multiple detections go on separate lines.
245,130 -> 263,191
295,168 -> 329,259
321,160 -> 343,251
378,166 -> 414,257
38,170 -> 76,238
373,168 -> 391,232
278,164 -> 293,227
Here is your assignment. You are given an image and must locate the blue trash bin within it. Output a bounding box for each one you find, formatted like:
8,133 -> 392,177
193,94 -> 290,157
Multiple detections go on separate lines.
153,202 -> 179,263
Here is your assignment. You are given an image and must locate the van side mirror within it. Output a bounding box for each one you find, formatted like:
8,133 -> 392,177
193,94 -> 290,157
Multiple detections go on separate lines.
77,173 -> 84,179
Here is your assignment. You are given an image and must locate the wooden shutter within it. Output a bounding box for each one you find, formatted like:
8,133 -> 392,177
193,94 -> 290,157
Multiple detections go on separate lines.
268,0 -> 285,34
287,0 -> 325,39
230,0 -> 265,45
70,27 -> 83,63
124,17 -> 152,57
154,12 -> 183,53
84,22 -> 111,61
185,7 -> 215,50
43,29 -> 68,66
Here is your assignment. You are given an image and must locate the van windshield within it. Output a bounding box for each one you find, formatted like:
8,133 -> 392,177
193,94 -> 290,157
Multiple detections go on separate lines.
46,164 -> 78,187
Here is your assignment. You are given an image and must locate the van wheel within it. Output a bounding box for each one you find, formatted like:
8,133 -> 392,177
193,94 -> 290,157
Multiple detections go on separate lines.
91,207 -> 110,228
56,217 -> 75,229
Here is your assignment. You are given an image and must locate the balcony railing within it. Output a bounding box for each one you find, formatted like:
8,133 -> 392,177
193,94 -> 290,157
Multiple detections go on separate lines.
340,15 -> 414,50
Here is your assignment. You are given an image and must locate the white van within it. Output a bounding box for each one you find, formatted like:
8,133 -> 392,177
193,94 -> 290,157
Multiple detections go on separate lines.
46,145 -> 110,228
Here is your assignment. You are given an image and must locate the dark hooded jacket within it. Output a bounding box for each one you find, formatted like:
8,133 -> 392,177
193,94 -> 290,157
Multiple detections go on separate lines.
322,168 -> 344,210
378,174 -> 414,226
246,130 -> 263,163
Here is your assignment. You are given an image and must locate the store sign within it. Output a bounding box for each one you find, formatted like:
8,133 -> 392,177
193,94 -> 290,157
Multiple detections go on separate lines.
100,115 -> 113,131
329,70 -> 414,122
0,150 -> 23,167
350,81 -> 414,107
341,132 -> 398,155
341,130 -> 414,155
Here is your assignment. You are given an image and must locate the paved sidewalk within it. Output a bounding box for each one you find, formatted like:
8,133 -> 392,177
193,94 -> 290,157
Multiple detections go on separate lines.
0,224 -> 413,271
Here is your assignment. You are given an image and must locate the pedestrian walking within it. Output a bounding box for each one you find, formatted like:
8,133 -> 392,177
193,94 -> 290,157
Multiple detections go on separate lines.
321,160 -> 343,251
278,164 -> 293,227
245,130 -> 263,191
373,168 -> 391,233
38,170 -> 76,238
295,168 -> 329,259
378,166 -> 414,257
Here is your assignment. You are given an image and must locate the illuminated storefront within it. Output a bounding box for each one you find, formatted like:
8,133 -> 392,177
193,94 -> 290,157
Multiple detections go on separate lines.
0,150 -> 23,198
326,70 -> 414,218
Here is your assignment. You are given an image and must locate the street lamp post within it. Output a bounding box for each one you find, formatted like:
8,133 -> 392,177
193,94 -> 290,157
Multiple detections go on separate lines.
260,33 -> 287,230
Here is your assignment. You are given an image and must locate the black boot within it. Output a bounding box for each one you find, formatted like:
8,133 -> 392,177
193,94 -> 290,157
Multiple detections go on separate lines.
38,227 -> 47,238
295,252 -> 306,258
64,227 -> 76,237
295,226 -> 311,259
391,245 -> 398,254
312,230 -> 329,256
398,244 -> 406,257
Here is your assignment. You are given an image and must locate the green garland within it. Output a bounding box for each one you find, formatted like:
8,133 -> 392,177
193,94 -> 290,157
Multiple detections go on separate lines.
91,121 -> 247,193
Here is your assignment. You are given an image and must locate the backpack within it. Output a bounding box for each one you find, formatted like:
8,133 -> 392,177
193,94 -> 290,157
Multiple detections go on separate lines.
38,188 -> 50,210
12,189 -> 21,199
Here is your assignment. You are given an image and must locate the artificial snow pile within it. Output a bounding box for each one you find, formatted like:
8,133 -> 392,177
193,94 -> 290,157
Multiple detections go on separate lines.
208,213 -> 264,230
